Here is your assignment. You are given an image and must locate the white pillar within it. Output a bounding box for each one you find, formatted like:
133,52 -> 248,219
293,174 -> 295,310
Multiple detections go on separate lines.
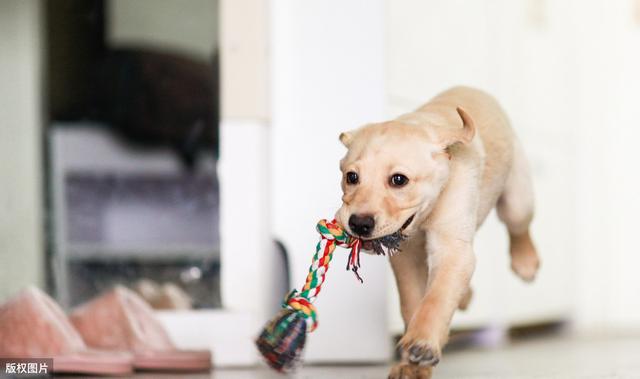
269,0 -> 391,363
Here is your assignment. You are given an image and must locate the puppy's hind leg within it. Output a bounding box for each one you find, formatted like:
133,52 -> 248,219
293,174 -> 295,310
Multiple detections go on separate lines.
497,139 -> 540,282
458,287 -> 473,311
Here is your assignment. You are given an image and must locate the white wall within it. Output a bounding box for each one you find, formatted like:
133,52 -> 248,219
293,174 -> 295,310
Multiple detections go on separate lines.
0,0 -> 44,300
570,0 -> 640,330
386,0 -> 579,333
385,0 -> 640,332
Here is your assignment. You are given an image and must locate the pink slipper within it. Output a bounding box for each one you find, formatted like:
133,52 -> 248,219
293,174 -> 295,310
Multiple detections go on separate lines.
70,286 -> 212,372
0,287 -> 133,376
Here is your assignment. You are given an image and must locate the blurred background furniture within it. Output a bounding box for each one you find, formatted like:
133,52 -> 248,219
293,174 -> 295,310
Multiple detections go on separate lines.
48,125 -> 220,308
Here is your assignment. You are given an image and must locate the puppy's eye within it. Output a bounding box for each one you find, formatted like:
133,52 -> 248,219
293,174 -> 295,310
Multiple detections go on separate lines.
390,174 -> 409,187
345,171 -> 359,185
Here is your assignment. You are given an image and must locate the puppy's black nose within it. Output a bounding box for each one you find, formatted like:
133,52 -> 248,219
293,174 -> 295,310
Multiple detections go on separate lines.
348,214 -> 375,237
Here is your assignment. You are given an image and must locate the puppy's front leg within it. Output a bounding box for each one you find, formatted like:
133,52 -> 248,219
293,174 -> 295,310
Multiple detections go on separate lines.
399,230 -> 476,367
389,233 -> 428,327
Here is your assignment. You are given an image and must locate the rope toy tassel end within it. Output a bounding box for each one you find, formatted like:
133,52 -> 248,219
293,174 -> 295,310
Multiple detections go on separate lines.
255,219 -> 360,372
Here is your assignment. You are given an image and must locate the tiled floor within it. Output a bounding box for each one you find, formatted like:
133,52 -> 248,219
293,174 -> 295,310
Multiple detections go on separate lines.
54,334 -> 640,378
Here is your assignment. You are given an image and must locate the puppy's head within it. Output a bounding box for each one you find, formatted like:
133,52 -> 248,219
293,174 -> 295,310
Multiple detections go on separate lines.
336,107 -> 475,241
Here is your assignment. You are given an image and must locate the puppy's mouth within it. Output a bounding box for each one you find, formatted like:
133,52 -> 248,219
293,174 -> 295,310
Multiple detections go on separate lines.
360,214 -> 415,256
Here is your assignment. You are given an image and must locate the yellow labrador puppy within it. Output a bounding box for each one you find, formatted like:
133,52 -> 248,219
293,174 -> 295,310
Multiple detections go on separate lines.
336,86 -> 539,379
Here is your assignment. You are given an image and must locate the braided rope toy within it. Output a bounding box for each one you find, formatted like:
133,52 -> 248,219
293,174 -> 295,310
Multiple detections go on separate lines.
255,219 -> 365,372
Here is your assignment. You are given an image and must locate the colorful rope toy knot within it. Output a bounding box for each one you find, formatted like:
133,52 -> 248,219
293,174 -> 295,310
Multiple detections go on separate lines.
255,218 -> 364,372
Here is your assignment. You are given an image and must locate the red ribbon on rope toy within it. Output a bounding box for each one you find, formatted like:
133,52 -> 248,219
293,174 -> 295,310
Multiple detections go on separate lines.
346,237 -> 363,283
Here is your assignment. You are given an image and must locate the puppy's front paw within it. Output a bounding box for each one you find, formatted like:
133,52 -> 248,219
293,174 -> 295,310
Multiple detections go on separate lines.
388,362 -> 432,379
398,334 -> 441,367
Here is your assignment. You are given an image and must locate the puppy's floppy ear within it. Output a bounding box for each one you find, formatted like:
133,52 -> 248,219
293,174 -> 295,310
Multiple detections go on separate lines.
437,107 -> 476,148
455,107 -> 476,144
339,131 -> 355,147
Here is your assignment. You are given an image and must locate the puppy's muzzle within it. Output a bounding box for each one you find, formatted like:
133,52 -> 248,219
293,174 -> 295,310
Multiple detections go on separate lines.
348,214 -> 375,237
